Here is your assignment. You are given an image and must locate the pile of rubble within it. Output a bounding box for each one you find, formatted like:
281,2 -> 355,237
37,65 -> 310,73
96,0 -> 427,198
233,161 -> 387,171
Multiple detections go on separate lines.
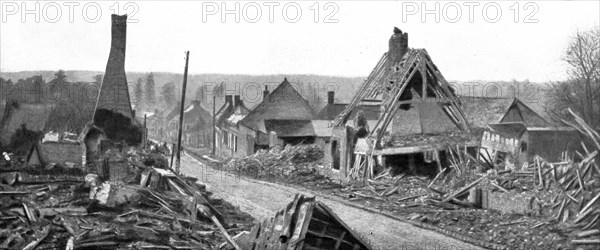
0,147 -> 253,249
224,144 -> 325,180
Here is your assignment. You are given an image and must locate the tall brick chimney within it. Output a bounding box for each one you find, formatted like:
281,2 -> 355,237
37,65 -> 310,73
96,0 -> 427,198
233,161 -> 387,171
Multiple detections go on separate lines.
388,27 -> 409,63
94,14 -> 134,120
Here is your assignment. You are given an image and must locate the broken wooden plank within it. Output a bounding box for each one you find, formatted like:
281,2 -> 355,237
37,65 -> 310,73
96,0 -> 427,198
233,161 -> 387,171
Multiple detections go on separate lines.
428,168 -> 447,188
22,226 -> 50,250
576,229 -> 600,238
556,199 -> 567,221
576,169 -> 585,191
571,239 -> 600,245
442,176 -> 485,203
353,192 -> 385,201
490,181 -> 508,193
397,194 -> 424,203
577,192 -> 600,219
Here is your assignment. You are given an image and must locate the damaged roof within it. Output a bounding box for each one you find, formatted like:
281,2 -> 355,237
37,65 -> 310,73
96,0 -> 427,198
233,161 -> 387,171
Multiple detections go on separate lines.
488,122 -> 528,139
234,194 -> 372,250
317,101 -> 381,120
459,96 -> 514,128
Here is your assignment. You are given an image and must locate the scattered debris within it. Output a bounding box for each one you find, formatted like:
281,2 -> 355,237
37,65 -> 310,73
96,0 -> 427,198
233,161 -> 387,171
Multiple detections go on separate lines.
0,146 -> 254,249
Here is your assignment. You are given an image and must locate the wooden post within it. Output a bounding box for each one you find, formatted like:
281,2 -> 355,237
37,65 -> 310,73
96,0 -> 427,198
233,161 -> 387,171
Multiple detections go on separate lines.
170,143 -> 176,169
212,95 -> 216,156
434,149 -> 443,173
421,61 -> 427,100
143,114 -> 147,148
176,51 -> 190,174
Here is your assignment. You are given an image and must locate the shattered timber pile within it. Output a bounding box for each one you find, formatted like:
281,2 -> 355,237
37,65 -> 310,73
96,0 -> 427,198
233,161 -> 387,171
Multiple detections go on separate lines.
0,147 -> 253,249
224,144 -> 326,182
207,112 -> 600,249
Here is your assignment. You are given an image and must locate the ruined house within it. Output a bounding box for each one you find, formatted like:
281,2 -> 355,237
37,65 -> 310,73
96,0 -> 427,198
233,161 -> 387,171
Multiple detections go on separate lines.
330,28 -> 477,179
93,14 -> 141,145
237,78 -> 317,152
314,92 -> 381,174
215,95 -> 251,157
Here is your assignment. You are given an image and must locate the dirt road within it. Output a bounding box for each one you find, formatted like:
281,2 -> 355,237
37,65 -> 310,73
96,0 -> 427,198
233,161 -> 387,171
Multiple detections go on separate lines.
179,155 -> 482,250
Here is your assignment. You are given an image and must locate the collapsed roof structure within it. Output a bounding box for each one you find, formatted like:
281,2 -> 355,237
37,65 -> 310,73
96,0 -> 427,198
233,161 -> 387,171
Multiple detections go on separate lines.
231,194 -> 372,250
330,28 -> 477,179
332,28 -> 470,141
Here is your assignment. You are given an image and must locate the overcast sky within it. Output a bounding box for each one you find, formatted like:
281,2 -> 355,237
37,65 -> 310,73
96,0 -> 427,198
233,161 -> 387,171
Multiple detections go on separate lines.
1,1 -> 598,82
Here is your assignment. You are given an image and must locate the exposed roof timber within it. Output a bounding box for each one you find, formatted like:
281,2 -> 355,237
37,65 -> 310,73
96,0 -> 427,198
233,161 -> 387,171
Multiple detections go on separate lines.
332,53 -> 389,127
423,57 -> 470,130
368,52 -> 422,142
332,49 -> 471,147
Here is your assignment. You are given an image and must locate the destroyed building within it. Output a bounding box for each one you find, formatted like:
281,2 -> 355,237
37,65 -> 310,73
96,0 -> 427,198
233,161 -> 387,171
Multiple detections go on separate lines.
231,194 -> 372,250
93,14 -> 142,145
330,28 -> 477,179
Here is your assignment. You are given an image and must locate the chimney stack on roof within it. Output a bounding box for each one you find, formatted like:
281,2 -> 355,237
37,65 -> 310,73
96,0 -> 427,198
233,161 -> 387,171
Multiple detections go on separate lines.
234,95 -> 241,107
263,85 -> 270,100
388,27 -> 409,63
327,91 -> 335,104
225,95 -> 233,104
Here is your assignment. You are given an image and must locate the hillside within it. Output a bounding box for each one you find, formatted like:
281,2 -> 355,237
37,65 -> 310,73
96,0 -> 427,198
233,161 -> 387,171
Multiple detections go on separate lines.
1,71 -> 554,114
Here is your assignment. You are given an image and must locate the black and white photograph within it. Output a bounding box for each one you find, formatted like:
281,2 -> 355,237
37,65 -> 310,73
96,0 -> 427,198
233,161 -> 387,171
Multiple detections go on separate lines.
0,1 -> 599,249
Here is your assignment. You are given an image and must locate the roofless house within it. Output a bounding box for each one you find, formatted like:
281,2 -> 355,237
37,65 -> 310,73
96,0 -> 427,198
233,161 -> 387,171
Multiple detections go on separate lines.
331,28 -> 478,179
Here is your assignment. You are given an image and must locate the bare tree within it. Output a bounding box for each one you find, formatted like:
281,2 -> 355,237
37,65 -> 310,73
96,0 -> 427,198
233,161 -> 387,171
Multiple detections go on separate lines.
548,27 -> 600,127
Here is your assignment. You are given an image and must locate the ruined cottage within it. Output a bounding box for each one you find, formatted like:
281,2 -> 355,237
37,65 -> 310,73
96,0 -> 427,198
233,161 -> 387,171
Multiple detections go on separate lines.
330,28 -> 477,179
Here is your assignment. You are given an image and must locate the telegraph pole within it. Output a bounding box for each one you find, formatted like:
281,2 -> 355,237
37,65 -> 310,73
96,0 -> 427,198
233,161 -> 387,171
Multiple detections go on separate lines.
212,95 -> 216,156
175,51 -> 190,174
